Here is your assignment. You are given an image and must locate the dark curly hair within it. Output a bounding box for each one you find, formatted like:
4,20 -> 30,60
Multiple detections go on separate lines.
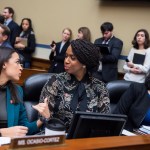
70,39 -> 100,73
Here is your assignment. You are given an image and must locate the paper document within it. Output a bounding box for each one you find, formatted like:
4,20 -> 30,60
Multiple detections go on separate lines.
142,125 -> 150,131
0,137 -> 11,146
122,129 -> 137,136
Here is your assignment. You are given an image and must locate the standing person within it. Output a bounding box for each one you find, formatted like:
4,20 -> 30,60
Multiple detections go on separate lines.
77,27 -> 91,42
113,71 -> 150,132
33,39 -> 110,131
0,24 -> 12,48
2,7 -> 20,47
48,27 -> 72,73
0,47 -> 49,137
14,18 -> 36,68
123,29 -> 150,83
0,14 -> 5,24
94,22 -> 123,83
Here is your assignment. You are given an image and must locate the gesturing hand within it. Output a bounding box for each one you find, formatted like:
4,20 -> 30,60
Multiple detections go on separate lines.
32,98 -> 50,119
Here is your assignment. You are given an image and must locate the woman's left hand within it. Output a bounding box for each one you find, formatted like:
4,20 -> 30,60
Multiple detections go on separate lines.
127,62 -> 134,68
32,98 -> 50,119
14,43 -> 25,49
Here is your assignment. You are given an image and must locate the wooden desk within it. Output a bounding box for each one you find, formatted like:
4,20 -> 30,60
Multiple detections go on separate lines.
1,135 -> 150,150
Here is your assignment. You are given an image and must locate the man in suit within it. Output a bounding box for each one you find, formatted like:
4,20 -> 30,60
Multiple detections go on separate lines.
0,24 -> 12,48
94,22 -> 123,83
2,7 -> 20,47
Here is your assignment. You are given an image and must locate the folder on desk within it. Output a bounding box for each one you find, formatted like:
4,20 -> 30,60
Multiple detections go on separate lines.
95,44 -> 110,55
133,53 -> 145,65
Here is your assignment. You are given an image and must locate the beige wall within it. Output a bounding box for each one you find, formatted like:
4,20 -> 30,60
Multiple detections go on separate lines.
1,0 -> 150,72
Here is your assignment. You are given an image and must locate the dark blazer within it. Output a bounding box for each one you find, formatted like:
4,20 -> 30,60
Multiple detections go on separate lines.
94,36 -> 123,82
7,20 -> 20,47
49,41 -> 70,73
113,82 -> 150,131
6,86 -> 38,135
1,41 -> 12,49
17,31 -> 36,63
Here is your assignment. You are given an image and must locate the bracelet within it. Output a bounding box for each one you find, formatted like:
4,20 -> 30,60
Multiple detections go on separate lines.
39,116 -> 51,123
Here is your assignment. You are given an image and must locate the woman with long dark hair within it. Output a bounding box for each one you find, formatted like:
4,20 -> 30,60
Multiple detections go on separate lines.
0,47 -> 47,137
123,29 -> 150,83
14,18 -> 36,68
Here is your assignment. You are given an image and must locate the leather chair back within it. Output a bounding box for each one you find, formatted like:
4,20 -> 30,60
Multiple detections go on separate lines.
106,80 -> 132,112
23,73 -> 52,122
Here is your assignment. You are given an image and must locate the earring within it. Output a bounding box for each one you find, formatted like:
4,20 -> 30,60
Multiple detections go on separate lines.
83,65 -> 86,68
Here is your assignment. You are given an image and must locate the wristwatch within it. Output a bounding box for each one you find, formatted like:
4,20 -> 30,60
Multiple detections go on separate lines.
39,116 -> 51,123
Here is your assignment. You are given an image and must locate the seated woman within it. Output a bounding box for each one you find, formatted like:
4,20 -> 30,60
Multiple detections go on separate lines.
113,70 -> 150,131
48,27 -> 72,73
14,18 -> 36,68
0,47 -> 47,137
77,27 -> 91,42
123,29 -> 150,83
33,39 -> 110,131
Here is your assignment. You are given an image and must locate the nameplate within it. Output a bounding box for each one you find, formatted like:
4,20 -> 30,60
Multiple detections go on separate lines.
9,135 -> 65,149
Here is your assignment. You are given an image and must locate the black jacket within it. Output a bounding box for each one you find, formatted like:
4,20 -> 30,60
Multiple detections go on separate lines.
16,31 -> 36,62
49,41 -> 70,73
94,36 -> 123,82
113,82 -> 150,131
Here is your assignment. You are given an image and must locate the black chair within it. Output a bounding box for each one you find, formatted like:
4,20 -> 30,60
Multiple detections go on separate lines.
23,73 -> 53,122
106,80 -> 132,113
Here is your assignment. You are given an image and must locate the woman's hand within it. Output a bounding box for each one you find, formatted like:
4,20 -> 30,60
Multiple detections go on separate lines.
51,44 -> 56,52
14,43 -> 25,49
130,67 -> 142,74
0,126 -> 28,138
127,62 -> 134,68
32,98 -> 50,119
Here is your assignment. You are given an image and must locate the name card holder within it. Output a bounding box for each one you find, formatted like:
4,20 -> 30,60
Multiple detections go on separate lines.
9,135 -> 65,149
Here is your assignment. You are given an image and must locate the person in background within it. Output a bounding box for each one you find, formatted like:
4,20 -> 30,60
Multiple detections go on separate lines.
0,47 -> 48,137
123,29 -> 150,83
48,27 -> 72,73
0,14 -> 5,24
0,24 -> 12,48
33,39 -> 110,131
113,71 -> 150,132
94,22 -> 123,83
77,27 -> 91,42
14,18 -> 36,68
2,7 -> 20,47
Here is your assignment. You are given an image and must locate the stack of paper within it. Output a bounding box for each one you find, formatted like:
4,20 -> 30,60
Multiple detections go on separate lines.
139,125 -> 150,134
0,137 -> 11,146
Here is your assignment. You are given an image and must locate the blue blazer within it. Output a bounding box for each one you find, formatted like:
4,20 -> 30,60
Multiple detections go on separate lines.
1,41 -> 12,49
6,86 -> 38,135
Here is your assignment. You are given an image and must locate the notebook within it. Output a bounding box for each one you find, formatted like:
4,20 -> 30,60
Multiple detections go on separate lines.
133,53 -> 145,65
15,37 -> 28,47
95,44 -> 110,55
